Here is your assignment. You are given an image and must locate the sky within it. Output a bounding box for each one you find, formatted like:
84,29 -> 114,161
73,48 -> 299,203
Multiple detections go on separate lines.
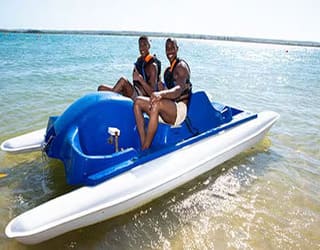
0,0 -> 319,42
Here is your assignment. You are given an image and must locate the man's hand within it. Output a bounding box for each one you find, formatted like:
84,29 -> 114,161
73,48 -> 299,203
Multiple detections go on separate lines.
133,67 -> 143,82
149,92 -> 162,110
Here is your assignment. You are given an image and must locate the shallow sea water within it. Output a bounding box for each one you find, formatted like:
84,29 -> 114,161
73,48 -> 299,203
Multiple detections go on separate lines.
0,32 -> 319,249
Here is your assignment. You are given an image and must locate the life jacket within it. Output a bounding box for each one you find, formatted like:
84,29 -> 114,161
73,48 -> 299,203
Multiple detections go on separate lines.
163,57 -> 192,101
134,54 -> 161,84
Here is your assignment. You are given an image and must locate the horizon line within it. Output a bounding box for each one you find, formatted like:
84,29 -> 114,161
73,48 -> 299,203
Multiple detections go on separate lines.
1,28 -> 320,48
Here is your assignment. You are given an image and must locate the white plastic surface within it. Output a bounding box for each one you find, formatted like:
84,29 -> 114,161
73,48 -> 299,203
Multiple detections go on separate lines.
5,111 -> 279,244
1,128 -> 46,153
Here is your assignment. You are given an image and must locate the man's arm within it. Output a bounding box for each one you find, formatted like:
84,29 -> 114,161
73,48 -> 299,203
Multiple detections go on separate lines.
173,61 -> 190,90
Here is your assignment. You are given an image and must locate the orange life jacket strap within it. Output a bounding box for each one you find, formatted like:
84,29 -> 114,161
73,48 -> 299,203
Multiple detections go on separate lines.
169,59 -> 177,72
144,54 -> 153,63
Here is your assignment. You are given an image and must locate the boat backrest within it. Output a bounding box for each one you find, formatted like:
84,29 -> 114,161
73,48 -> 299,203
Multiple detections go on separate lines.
186,91 -> 232,134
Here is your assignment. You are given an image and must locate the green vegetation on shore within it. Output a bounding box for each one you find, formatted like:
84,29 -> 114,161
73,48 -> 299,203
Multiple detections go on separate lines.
1,29 -> 319,48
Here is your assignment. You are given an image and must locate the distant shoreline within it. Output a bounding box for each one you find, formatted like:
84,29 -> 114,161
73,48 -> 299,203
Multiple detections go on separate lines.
1,29 -> 320,48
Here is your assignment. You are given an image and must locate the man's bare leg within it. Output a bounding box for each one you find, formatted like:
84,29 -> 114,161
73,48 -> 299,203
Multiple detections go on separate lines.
134,97 -> 150,147
98,77 -> 135,98
142,100 -> 177,150
97,84 -> 113,91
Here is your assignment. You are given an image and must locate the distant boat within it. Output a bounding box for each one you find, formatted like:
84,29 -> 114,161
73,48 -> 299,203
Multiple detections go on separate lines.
2,91 -> 279,244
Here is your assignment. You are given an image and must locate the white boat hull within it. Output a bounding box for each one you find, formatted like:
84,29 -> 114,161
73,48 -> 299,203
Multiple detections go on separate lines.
5,111 -> 279,244
0,128 -> 46,153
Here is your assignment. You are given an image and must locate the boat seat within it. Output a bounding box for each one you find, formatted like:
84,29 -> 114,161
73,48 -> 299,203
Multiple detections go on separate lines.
151,120 -> 191,148
150,91 -> 232,148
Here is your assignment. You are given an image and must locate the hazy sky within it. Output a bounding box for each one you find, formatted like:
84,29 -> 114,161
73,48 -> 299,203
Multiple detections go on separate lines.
1,0 -> 319,42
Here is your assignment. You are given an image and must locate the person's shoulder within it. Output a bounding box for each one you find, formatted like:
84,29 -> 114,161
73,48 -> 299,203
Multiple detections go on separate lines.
145,58 -> 158,75
146,60 -> 158,69
178,59 -> 188,67
149,56 -> 161,70
178,58 -> 189,65
176,59 -> 190,73
150,55 -> 161,65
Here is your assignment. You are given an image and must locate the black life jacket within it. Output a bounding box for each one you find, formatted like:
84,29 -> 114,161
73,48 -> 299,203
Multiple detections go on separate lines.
134,54 -> 161,84
164,57 -> 192,100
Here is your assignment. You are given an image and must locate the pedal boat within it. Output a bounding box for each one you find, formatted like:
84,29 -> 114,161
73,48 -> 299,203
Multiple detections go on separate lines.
3,91 -> 279,244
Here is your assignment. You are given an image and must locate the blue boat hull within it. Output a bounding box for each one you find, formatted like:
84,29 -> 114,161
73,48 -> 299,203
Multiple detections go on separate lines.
43,91 -> 256,186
